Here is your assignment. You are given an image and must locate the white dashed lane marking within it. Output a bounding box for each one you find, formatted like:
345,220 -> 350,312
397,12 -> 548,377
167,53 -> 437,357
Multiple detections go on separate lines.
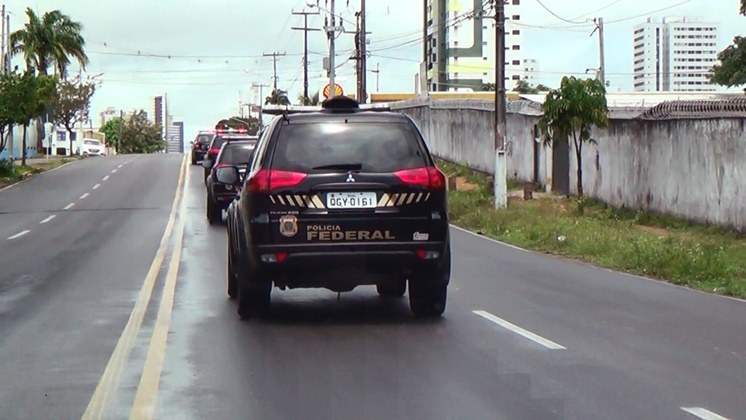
7,230 -> 30,240
473,310 -> 566,350
103,175 -> 109,181
63,203 -> 75,211
40,215 -> 56,224
681,407 -> 730,420
80,192 -> 90,199
93,183 -> 100,190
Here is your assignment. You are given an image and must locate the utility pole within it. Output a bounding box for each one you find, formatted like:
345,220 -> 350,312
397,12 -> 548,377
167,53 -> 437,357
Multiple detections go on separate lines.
594,17 -> 606,86
491,0 -> 508,208
263,51 -> 286,92
326,0 -> 337,98
1,4 -> 5,73
292,10 -> 320,105
370,62 -> 380,92
359,0 -> 367,103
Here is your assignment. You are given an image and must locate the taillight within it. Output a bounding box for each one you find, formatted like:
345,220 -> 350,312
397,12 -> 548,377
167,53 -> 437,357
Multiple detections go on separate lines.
394,167 -> 446,190
248,169 -> 307,192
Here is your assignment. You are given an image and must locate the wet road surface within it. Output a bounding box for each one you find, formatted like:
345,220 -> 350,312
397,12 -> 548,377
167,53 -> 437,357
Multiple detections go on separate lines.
0,153 -> 743,419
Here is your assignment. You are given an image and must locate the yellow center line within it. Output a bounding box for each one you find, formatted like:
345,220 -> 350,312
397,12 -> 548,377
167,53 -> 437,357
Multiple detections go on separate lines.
129,220 -> 185,420
81,154 -> 187,420
129,153 -> 192,419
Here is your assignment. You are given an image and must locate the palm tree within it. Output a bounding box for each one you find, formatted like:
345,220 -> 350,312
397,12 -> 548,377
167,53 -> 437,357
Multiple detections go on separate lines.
10,7 -> 88,77
298,91 -> 320,106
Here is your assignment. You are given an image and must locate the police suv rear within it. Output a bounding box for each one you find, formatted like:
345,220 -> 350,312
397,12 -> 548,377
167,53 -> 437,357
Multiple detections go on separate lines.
223,96 -> 451,319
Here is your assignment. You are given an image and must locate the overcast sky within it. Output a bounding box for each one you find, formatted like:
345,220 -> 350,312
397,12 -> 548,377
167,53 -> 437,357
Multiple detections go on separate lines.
5,0 -> 744,138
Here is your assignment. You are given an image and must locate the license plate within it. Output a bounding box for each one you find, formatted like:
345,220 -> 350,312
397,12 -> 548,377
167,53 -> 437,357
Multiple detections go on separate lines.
326,192 -> 377,209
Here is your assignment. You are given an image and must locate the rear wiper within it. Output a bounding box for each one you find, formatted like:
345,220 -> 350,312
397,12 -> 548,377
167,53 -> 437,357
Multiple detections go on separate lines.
311,163 -> 363,171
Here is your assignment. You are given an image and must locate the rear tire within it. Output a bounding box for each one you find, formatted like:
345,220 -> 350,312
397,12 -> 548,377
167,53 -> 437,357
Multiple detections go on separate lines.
227,239 -> 237,299
207,194 -> 221,225
236,256 -> 271,320
409,281 -> 447,318
237,281 -> 271,320
376,280 -> 406,297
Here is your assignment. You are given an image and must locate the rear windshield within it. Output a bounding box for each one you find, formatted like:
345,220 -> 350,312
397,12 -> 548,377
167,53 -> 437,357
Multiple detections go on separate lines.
196,134 -> 212,144
212,135 -> 254,149
219,143 -> 256,165
84,140 -> 100,145
271,122 -> 427,173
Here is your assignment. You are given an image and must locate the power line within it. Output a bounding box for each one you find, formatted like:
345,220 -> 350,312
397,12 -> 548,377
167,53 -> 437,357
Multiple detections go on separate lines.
534,0 -> 588,24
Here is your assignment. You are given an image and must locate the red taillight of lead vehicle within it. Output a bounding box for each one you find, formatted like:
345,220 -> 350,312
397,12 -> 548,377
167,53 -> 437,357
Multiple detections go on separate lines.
247,169 -> 307,193
394,167 -> 446,190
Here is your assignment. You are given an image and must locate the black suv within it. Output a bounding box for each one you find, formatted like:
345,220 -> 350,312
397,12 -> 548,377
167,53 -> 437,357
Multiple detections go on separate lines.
204,140 -> 257,224
191,131 -> 214,164
204,130 -> 257,178
223,96 -> 451,319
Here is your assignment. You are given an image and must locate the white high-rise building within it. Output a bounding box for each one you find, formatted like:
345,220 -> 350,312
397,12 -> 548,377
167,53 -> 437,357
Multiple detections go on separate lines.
522,58 -> 539,83
424,0 -> 524,92
633,17 -> 720,92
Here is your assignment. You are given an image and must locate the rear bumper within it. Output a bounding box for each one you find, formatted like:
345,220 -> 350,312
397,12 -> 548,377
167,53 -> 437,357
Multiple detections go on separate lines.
214,191 -> 237,208
250,242 -> 449,291
192,149 -> 206,159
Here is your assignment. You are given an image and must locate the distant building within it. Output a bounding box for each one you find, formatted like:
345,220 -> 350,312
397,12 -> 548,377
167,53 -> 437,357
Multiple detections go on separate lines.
633,17 -> 720,92
154,96 -> 164,127
522,58 -> 539,83
99,107 -> 119,126
423,0 -> 524,92
165,121 -> 183,153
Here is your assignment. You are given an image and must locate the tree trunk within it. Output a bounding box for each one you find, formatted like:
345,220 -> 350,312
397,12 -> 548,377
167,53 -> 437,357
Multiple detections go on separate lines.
67,127 -> 74,156
21,124 -> 28,166
573,134 -> 583,197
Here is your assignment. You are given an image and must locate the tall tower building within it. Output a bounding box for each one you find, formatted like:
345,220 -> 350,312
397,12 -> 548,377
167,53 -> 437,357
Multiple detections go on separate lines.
633,17 -> 720,92
424,0 -> 524,92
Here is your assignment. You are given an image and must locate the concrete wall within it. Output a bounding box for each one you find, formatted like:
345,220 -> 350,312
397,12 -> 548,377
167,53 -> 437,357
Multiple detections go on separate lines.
574,118 -> 746,229
395,99 -> 552,189
0,123 -> 40,160
393,98 -> 746,230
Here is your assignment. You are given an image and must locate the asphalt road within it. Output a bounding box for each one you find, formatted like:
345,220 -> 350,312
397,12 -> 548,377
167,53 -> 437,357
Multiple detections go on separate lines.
0,154 -> 743,419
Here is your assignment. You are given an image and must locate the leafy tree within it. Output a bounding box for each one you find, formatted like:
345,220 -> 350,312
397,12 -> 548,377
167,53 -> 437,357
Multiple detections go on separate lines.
538,76 -> 608,198
10,7 -> 88,77
118,110 -> 166,154
482,80 -> 551,93
265,89 -> 291,105
49,78 -> 96,154
9,73 -> 56,165
298,91 -> 320,105
710,37 -> 746,87
0,73 -> 20,155
709,3 -> 746,87
99,117 -> 122,153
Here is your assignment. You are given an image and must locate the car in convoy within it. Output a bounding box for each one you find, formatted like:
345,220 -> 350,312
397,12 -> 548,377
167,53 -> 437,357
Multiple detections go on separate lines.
203,129 -> 257,178
191,130 -> 215,164
223,96 -> 451,319
78,138 -> 106,156
203,140 -> 257,224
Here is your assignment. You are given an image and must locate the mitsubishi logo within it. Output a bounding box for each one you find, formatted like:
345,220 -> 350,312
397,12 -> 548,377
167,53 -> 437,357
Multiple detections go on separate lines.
345,173 -> 356,183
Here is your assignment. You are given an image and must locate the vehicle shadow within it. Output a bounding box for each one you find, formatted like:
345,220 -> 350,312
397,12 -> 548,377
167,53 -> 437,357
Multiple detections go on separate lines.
247,291 -> 445,326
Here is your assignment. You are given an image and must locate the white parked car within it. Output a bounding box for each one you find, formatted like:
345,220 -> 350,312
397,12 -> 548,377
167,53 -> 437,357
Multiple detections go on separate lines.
78,139 -> 106,156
